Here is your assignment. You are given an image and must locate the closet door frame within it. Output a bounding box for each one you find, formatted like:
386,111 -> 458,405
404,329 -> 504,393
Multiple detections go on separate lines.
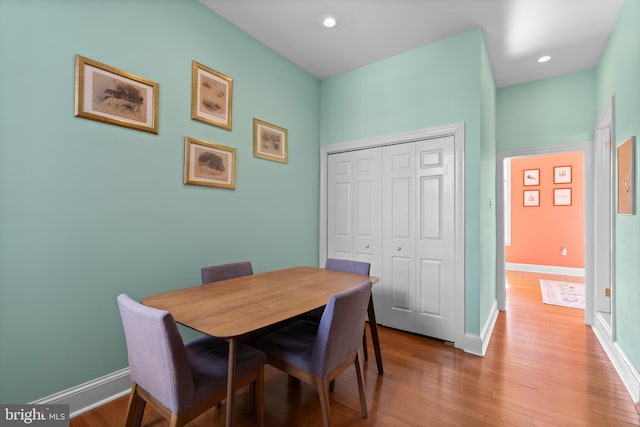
319,122 -> 474,353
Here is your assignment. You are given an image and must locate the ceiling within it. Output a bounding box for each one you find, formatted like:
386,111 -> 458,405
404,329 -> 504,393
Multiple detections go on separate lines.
199,0 -> 624,88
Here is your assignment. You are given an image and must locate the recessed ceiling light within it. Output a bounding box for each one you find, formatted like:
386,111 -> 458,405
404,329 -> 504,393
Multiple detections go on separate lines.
323,16 -> 337,28
538,55 -> 551,63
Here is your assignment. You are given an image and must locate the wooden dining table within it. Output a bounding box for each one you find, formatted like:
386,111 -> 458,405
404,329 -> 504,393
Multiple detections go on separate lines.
141,266 -> 381,426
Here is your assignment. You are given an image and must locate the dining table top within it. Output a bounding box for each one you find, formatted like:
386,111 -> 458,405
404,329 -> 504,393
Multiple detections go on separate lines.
141,266 -> 378,339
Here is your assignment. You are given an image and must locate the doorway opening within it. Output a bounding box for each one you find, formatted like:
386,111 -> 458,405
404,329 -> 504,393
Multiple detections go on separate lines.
496,142 -> 594,325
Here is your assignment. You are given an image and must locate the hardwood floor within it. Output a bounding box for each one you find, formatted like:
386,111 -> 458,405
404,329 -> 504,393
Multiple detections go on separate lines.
72,271 -> 640,426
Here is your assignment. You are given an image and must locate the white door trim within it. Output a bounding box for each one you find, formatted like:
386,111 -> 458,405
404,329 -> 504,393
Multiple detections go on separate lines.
319,122 -> 467,351
496,142 -> 594,325
593,97 -> 615,339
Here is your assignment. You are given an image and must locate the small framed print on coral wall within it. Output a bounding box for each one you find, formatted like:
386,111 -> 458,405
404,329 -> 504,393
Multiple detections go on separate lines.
523,190 -> 540,207
553,188 -> 572,206
523,169 -> 540,186
554,166 -> 572,184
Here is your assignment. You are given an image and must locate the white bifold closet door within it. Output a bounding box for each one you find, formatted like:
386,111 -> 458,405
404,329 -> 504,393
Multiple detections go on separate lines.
327,135 -> 455,341
382,137 -> 455,341
327,148 -> 383,315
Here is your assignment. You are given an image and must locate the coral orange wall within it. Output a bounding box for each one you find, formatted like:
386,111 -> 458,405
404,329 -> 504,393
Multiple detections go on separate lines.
506,152 -> 584,268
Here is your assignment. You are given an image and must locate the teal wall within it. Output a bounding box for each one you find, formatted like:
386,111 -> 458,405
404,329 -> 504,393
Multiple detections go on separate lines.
320,29 -> 495,336
0,0 -> 320,402
479,38 -> 497,328
497,69 -> 597,151
596,0 -> 640,373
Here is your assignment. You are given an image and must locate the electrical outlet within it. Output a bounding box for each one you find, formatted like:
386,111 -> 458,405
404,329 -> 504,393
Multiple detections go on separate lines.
561,246 -> 567,256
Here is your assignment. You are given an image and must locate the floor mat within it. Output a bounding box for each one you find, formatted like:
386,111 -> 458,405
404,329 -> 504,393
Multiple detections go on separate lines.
539,279 -> 584,309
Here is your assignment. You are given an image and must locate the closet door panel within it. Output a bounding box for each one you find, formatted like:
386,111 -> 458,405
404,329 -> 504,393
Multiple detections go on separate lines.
419,258 -> 443,316
328,155 -> 354,259
382,144 -> 416,330
415,137 -> 455,341
327,148 -> 383,318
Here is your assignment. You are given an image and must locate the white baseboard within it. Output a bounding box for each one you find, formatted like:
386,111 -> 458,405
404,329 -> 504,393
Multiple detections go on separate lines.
591,313 -> 640,404
506,263 -> 585,277
480,301 -> 499,356
458,300 -> 499,357
31,368 -> 131,418
455,333 -> 480,356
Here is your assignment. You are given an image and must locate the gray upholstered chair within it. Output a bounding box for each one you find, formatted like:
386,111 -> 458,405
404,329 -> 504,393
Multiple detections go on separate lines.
324,258 -> 370,276
253,280 -> 372,427
300,259 -> 370,322
301,259 -> 376,361
116,293 -> 266,427
201,261 -> 253,284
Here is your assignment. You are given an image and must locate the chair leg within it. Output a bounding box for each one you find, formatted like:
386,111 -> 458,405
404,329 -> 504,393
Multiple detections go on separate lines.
249,381 -> 256,416
367,295 -> 384,375
168,414 -> 180,427
124,383 -> 146,427
362,326 -> 369,361
315,376 -> 333,427
354,354 -> 368,418
255,367 -> 265,427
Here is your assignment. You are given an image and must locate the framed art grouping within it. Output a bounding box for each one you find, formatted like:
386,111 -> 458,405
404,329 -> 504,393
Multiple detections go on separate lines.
184,137 -> 236,189
74,54 -> 159,134
253,118 -> 288,163
191,61 -> 233,130
523,190 -> 540,207
523,169 -> 540,186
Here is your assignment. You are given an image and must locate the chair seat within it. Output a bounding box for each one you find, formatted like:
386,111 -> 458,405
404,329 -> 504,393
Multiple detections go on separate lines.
186,337 -> 267,404
253,321 -> 318,372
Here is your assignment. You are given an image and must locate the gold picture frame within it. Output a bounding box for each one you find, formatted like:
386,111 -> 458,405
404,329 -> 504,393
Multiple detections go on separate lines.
74,55 -> 159,134
184,137 -> 236,189
191,61 -> 233,130
253,118 -> 288,163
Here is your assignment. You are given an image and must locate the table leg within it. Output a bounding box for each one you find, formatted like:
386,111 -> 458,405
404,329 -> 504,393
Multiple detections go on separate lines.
226,337 -> 238,427
367,296 -> 383,375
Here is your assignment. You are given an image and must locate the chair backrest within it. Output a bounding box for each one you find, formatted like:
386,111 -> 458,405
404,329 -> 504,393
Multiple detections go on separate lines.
324,258 -> 370,276
117,294 -> 195,413
309,280 -> 372,376
201,261 -> 253,284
